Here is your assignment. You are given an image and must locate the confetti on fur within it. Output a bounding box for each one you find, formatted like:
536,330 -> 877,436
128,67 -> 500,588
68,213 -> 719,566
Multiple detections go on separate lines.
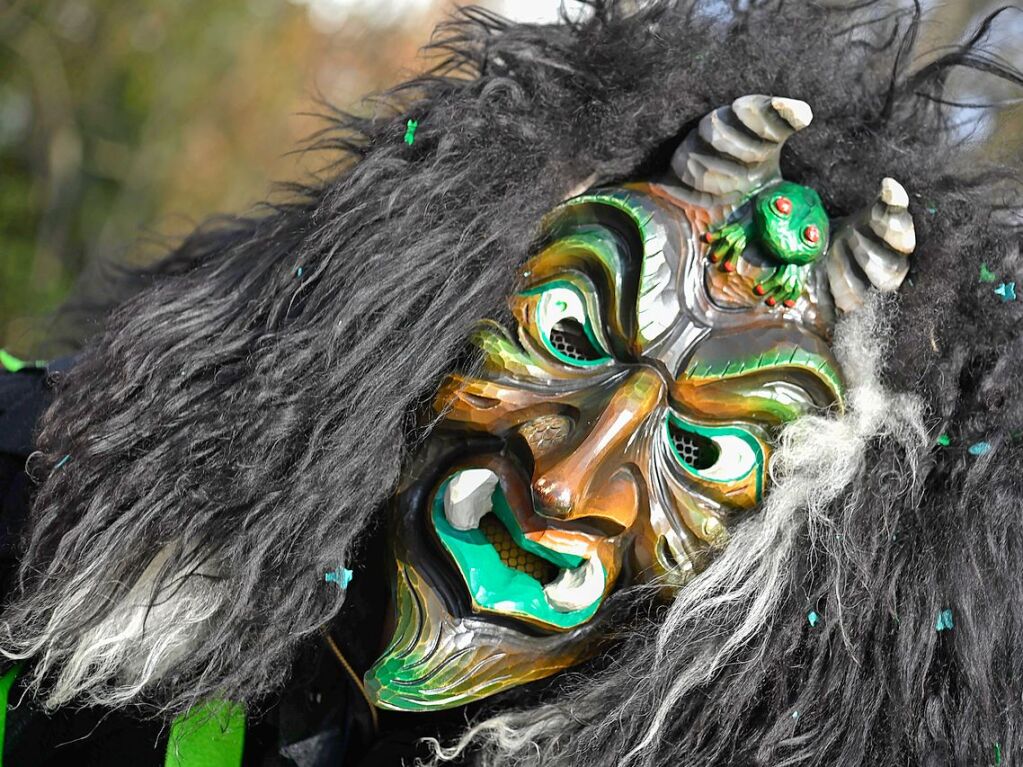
324,568 -> 353,589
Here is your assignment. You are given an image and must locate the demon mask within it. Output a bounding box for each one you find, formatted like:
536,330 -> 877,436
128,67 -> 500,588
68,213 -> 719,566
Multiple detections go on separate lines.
365,95 -> 916,711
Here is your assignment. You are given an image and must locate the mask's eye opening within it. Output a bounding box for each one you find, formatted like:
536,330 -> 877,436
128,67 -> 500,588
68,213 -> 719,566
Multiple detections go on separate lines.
667,419 -> 719,470
549,318 -> 604,363
531,282 -> 612,368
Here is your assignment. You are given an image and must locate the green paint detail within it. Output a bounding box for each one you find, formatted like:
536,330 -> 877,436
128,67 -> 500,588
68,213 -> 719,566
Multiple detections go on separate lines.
664,413 -> 765,501
936,434 -> 951,447
994,741 -> 1002,766
472,322 -> 543,377
165,701 -> 245,767
979,263 -> 998,283
705,218 -> 752,272
431,480 -> 598,629
686,345 -> 845,407
552,188 -> 676,341
552,227 -> 627,280
563,189 -> 658,242
557,190 -> 662,279
0,349 -> 45,373
753,262 -> 811,306
365,559 -> 526,712
364,565 -> 426,711
0,664 -> 22,767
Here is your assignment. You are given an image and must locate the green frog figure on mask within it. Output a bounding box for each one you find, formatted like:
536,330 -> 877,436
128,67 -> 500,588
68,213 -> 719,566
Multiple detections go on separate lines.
705,181 -> 830,307
364,94 -> 915,712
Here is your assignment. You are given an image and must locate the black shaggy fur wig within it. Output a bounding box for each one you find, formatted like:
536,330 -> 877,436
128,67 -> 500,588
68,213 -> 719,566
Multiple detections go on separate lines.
4,1 -> 1023,765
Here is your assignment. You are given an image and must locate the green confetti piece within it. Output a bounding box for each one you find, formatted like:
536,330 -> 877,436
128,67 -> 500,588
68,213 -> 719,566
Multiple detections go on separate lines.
994,741 -> 1002,766
404,118 -> 418,145
936,608 -> 954,632
995,282 -> 1017,301
979,263 -> 998,283
324,567 -> 353,588
936,434 -> 950,447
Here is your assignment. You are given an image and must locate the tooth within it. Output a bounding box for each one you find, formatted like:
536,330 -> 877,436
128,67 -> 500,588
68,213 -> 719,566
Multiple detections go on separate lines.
444,469 -> 499,531
543,557 -> 606,612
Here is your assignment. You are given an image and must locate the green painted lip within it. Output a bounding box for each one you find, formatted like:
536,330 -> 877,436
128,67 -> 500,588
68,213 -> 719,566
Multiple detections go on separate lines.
431,476 -> 605,630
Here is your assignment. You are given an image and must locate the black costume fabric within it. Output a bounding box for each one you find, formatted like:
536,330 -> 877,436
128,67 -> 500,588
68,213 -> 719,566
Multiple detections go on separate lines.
1,1 -> 1022,765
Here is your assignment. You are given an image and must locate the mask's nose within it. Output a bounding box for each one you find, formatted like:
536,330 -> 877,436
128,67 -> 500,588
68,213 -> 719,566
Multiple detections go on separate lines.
531,368 -> 664,532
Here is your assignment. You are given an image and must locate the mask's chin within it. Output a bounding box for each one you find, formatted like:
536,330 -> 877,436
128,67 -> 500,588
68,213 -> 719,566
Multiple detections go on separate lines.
364,456 -> 612,712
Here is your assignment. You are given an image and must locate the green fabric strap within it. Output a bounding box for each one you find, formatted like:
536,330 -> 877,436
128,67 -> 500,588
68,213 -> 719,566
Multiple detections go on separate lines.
0,350 -> 47,373
165,701 -> 246,767
0,664 -> 22,767
0,670 -> 245,766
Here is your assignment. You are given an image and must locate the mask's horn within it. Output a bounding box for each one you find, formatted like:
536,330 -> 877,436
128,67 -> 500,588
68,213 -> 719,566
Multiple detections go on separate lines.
670,95 -> 813,206
823,177 -> 916,314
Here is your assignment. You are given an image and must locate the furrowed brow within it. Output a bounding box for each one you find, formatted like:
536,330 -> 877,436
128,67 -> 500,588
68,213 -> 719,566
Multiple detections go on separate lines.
673,323 -> 844,424
533,188 -> 682,352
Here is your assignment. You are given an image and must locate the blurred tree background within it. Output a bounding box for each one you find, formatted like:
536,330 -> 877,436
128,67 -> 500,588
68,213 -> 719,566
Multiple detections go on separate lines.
0,0 -> 1019,356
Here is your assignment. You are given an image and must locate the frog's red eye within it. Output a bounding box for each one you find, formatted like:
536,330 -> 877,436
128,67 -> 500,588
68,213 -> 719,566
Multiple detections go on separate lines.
803,224 -> 821,244
773,196 -> 793,215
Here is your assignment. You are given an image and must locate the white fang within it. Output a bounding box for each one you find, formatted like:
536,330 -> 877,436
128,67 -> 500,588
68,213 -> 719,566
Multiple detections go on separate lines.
544,557 -> 605,612
444,469 -> 499,531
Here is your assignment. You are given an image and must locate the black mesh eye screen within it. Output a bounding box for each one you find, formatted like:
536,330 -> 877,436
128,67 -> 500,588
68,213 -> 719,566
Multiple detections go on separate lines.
669,423 -> 719,470
549,319 -> 603,362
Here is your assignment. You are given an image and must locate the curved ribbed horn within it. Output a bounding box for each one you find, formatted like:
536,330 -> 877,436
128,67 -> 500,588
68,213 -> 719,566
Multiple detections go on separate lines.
670,95 -> 813,206
823,177 -> 916,314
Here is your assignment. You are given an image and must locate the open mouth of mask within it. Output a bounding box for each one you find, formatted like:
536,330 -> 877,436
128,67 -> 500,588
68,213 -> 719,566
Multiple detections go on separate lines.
433,467 -> 607,630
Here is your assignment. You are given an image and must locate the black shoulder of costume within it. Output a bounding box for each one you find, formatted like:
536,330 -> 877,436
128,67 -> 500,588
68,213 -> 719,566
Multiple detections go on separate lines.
0,363 -> 57,590
0,363 -> 166,765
